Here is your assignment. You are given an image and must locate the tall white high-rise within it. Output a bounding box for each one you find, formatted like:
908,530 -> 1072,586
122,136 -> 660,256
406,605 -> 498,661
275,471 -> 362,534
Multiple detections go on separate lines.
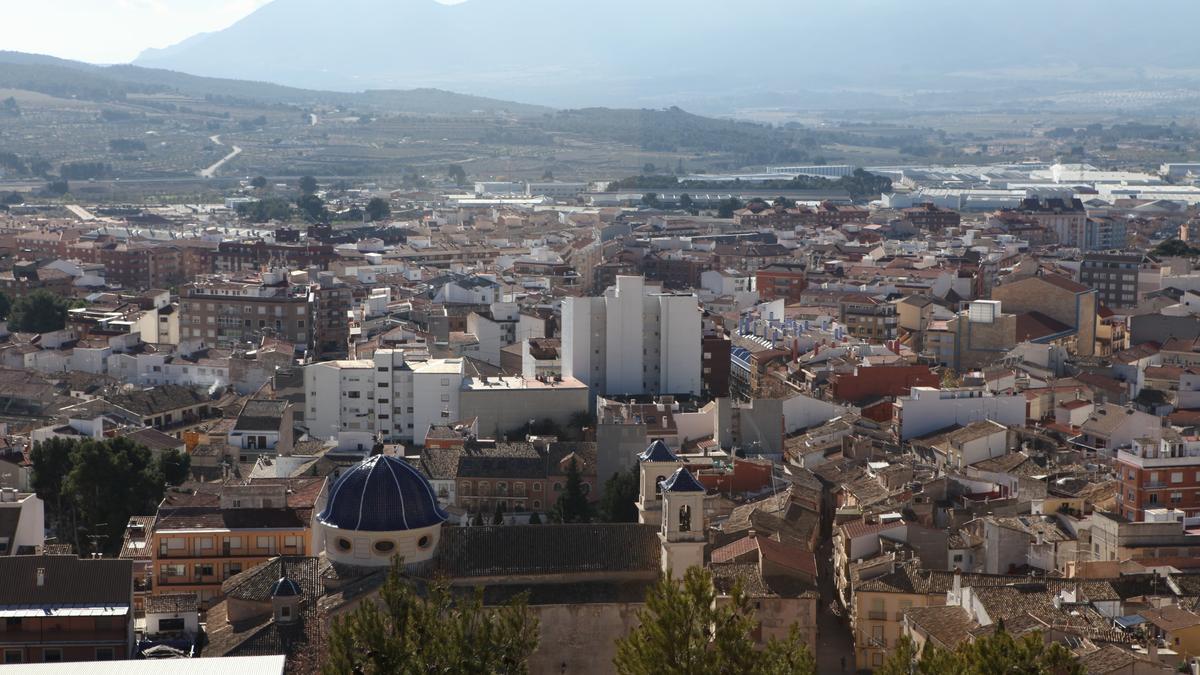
561,276 -> 701,400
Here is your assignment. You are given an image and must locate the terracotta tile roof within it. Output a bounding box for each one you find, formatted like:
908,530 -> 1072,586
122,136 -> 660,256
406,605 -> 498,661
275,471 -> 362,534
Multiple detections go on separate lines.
904,605 -> 978,649
426,524 -> 661,579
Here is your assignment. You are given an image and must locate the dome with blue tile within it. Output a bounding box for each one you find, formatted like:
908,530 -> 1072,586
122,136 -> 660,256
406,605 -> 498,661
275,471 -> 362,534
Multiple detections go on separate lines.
318,455 -> 449,532
270,576 -> 301,598
639,439 -> 678,463
661,467 -> 706,493
317,455 -> 450,568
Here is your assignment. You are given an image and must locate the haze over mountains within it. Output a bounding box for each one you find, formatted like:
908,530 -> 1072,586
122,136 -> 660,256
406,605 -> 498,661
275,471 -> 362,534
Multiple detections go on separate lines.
131,0 -> 1200,111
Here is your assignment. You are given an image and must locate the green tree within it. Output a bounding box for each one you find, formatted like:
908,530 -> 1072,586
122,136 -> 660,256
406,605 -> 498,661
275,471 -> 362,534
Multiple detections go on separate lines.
250,175 -> 267,189
567,411 -> 592,441
528,511 -> 541,524
470,512 -> 485,527
32,436 -> 173,555
641,193 -> 661,208
717,197 -> 742,218
8,289 -> 69,333
297,193 -> 328,223
366,197 -> 391,222
0,291 -> 10,321
679,194 -> 695,212
1,192 -> 23,205
492,502 -> 505,526
643,162 -> 657,174
541,169 -> 554,180
158,449 -> 191,486
45,179 -> 69,196
551,458 -> 591,524
877,632 -> 1084,675
1154,239 -> 1200,257
447,164 -> 468,186
298,174 -> 318,195
236,198 -> 292,223
599,466 -> 640,523
615,567 -> 816,675
29,437 -> 75,534
323,560 -> 539,674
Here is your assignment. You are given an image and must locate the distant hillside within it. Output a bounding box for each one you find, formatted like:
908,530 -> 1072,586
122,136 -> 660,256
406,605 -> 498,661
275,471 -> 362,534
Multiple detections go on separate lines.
0,51 -> 551,116
130,0 -> 1200,109
539,108 -> 818,166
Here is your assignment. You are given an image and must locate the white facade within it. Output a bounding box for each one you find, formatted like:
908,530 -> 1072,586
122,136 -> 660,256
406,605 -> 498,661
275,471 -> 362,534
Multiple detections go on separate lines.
525,182 -> 587,199
562,276 -> 702,399
305,352 -> 464,446
895,386 -> 1025,441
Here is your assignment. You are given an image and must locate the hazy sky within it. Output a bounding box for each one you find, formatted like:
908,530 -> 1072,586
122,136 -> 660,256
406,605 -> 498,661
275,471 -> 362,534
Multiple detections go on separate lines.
5,0 -> 273,63
5,0 -> 472,64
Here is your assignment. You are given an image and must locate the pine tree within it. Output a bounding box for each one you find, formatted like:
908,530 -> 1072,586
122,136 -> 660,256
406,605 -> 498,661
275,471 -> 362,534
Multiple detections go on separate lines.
323,559 -> 539,674
877,632 -> 1084,675
470,511 -> 485,527
551,458 -> 591,523
599,466 -> 640,522
614,567 -> 815,675
528,512 -> 541,525
492,502 -> 505,526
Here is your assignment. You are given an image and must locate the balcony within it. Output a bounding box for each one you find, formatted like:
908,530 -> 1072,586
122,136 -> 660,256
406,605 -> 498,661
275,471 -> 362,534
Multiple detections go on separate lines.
867,610 -> 887,621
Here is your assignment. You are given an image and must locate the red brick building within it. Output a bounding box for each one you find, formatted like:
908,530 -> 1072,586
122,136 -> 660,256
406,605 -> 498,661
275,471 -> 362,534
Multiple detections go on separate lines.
829,365 -> 939,405
1115,437 -> 1200,521
900,203 -> 961,232
756,262 -> 808,302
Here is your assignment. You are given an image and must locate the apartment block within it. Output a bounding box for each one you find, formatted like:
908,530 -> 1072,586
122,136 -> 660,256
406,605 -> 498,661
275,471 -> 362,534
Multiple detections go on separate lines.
561,276 -> 702,401
305,351 -> 465,446
179,272 -> 310,350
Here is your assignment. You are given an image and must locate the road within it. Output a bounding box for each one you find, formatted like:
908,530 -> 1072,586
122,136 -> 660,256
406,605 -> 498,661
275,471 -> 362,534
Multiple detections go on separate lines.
199,134 -> 243,178
815,536 -> 858,674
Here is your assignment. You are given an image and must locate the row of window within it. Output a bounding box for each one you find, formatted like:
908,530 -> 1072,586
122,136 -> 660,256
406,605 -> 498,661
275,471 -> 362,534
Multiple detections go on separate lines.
3,647 -> 114,663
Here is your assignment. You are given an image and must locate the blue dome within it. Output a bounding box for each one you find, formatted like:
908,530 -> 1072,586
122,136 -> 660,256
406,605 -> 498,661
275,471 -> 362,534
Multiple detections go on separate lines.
662,467 -> 706,493
639,439 -> 678,463
317,455 -> 449,531
271,576 -> 301,598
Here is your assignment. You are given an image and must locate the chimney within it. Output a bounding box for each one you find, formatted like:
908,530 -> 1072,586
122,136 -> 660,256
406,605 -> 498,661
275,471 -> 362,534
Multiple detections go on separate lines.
952,567 -> 962,598
36,568 -> 44,587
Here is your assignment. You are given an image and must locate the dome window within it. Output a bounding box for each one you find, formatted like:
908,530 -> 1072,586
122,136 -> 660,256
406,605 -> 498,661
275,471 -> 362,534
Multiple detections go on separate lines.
335,538 -> 352,552
374,540 -> 395,554
418,535 -> 431,550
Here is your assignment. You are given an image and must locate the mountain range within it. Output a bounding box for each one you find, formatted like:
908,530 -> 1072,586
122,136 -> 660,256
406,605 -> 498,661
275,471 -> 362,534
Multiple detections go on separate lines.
131,0 -> 1200,110
0,51 -> 550,116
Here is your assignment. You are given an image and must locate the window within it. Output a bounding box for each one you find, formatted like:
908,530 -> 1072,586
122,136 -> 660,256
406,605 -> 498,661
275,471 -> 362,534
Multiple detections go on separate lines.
95,648 -> 115,661
43,649 -> 62,663
348,391 -> 361,399
5,618 -> 21,630
1173,472 -> 1184,484
281,606 -> 291,618
4,650 -> 21,664
336,538 -> 352,552
418,535 -> 431,549
374,540 -> 395,553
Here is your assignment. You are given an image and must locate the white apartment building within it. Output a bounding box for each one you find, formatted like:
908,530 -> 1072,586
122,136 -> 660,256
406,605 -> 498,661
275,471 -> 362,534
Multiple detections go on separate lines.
525,182 -> 588,200
894,386 -> 1025,441
304,350 -> 464,446
561,276 -> 702,400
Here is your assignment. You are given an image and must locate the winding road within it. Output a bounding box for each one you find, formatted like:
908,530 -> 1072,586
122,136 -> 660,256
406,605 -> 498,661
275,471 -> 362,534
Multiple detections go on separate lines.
199,134 -> 243,178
